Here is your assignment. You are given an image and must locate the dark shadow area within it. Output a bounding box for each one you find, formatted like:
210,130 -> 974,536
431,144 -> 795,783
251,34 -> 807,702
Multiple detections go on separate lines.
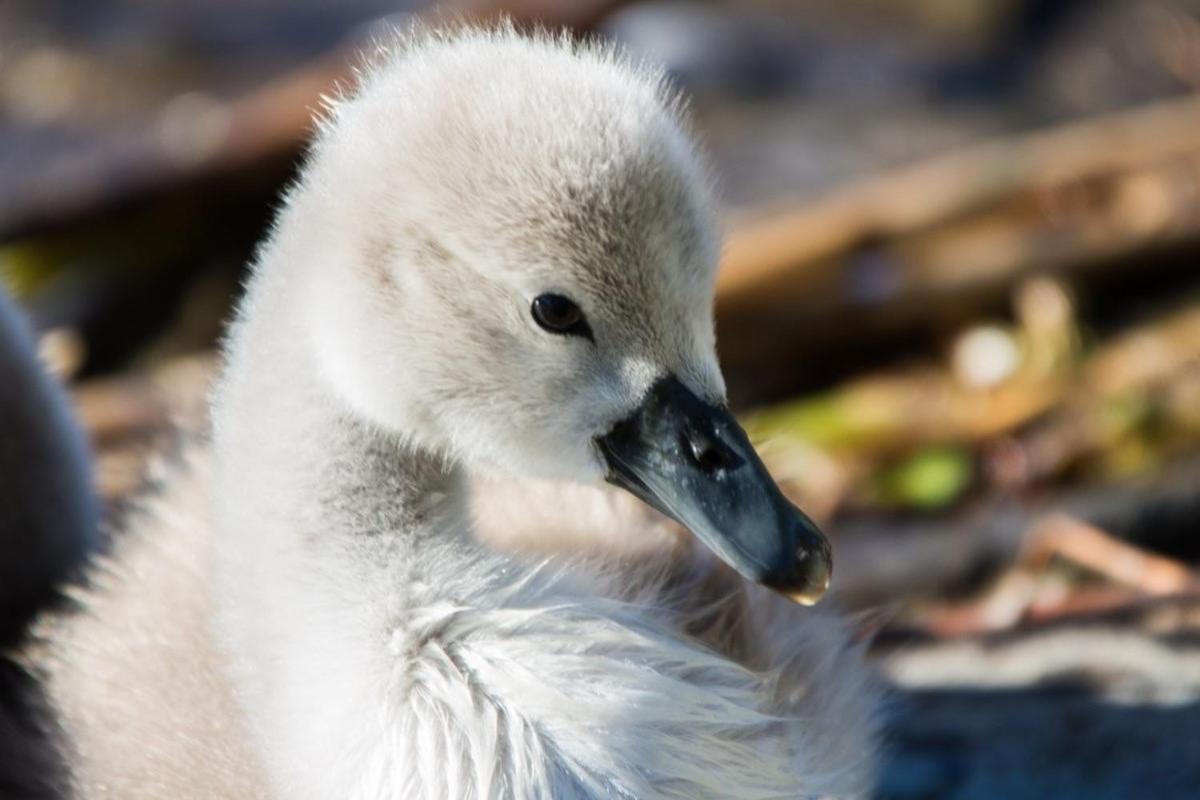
0,657 -> 69,800
879,685 -> 1200,799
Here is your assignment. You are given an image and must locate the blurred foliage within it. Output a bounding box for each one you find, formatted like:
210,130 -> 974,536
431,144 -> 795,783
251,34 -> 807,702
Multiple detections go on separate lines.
744,275 -> 1200,515
868,446 -> 975,510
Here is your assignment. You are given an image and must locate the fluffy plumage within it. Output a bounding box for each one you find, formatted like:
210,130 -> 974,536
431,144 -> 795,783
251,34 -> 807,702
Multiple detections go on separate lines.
23,26 -> 878,799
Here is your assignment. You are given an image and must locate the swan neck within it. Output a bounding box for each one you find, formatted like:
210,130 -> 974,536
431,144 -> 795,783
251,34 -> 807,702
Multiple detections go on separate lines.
212,271 -> 466,549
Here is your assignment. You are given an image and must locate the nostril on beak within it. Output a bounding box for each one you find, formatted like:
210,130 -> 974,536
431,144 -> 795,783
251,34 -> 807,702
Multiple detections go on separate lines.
683,427 -> 738,474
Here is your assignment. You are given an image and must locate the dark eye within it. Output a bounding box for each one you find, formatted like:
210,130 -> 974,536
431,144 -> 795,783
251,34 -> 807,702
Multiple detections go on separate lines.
531,293 -> 592,340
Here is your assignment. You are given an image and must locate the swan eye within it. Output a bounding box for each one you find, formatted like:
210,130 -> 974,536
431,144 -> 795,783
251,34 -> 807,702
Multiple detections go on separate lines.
531,294 -> 592,340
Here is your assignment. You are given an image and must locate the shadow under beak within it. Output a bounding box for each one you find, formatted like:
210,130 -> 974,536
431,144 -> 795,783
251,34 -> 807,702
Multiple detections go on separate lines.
595,376 -> 831,605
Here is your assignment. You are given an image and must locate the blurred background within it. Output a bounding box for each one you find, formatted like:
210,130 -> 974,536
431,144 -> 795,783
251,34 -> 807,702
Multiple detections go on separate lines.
3,0 -> 1200,796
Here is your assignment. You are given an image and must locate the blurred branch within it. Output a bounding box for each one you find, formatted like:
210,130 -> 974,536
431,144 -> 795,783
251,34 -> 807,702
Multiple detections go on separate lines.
831,453 -> 1200,608
719,93 -> 1200,296
0,0 -> 631,243
1023,514 -> 1196,594
717,93 -> 1200,400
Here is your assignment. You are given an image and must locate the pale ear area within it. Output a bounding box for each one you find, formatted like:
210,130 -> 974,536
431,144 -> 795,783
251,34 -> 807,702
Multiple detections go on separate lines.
292,204 -> 577,476
290,193 -> 436,444
278,121 -> 444,447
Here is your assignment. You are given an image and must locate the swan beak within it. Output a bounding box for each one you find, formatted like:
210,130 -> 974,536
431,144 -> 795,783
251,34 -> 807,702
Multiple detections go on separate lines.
595,376 -> 831,605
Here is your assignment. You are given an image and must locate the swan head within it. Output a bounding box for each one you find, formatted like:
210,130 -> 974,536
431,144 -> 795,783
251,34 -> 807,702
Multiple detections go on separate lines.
293,29 -> 830,603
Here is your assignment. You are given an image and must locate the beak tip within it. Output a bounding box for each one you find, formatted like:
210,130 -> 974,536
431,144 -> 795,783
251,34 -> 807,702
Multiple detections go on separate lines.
768,531 -> 833,606
778,571 -> 831,606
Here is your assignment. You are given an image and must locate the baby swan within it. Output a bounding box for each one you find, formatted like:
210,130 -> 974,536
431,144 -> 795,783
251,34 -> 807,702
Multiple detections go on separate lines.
30,27 -> 878,799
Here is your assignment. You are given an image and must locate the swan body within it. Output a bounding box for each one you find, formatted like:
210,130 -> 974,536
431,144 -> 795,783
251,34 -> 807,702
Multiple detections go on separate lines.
0,288 -> 98,647
0,287 -> 98,800
22,27 -> 878,799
